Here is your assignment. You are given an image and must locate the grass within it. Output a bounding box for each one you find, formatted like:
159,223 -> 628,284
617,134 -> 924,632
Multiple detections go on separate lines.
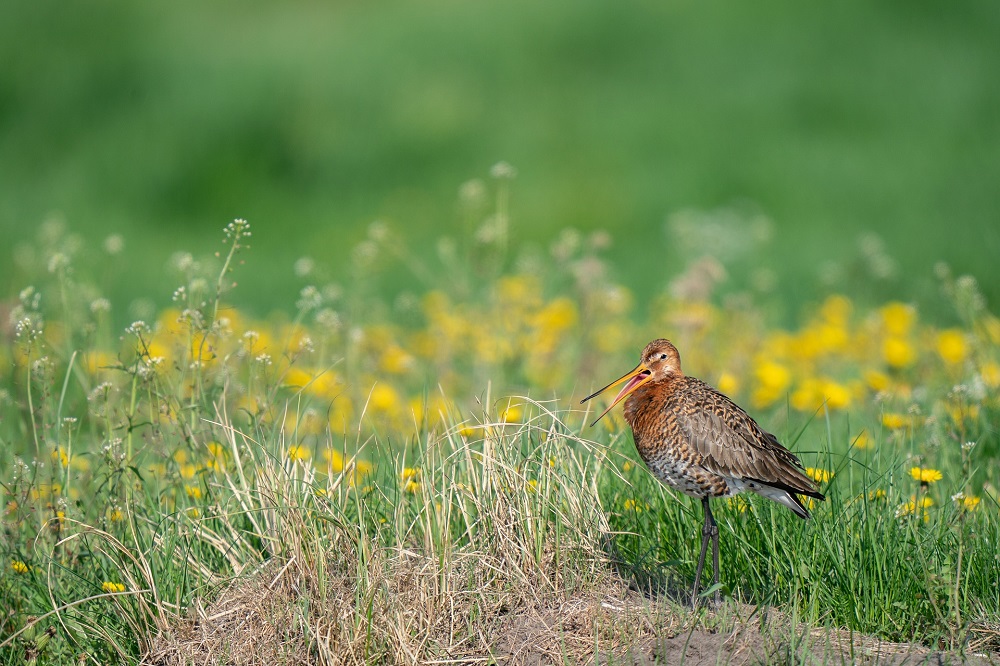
2,198 -> 1000,663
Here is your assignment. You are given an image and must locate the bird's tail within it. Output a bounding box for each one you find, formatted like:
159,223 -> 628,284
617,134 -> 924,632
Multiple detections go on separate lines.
756,486 -> 814,520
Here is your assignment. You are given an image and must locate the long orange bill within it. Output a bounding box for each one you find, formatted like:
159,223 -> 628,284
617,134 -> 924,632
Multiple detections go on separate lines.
581,363 -> 652,427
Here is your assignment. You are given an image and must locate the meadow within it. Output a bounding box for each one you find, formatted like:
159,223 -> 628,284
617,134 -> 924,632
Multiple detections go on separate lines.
2,186 -> 999,663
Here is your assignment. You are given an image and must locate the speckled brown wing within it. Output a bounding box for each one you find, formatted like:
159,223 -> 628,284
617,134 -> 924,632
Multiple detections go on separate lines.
671,378 -> 824,499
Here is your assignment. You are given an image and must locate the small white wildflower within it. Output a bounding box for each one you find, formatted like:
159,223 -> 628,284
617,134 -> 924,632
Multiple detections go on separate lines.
47,252 -> 70,274
126,321 -> 149,336
103,234 -> 125,255
297,285 -> 322,312
88,382 -> 114,403
294,257 -> 314,278
171,252 -> 195,273
962,441 -> 977,451
172,286 -> 187,302
63,417 -> 78,426
90,298 -> 111,314
368,220 -> 389,242
19,286 -> 41,310
951,492 -> 965,502
314,308 -> 342,331
255,353 -> 272,366
459,179 -> 486,206
15,316 -> 43,341
321,283 -> 343,302
490,161 -> 517,179
31,356 -> 51,376
352,240 -> 378,267
297,336 -> 314,353
224,218 -> 252,240
589,230 -> 612,251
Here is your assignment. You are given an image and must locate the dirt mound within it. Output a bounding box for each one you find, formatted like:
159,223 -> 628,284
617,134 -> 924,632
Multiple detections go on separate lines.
144,554 -> 996,665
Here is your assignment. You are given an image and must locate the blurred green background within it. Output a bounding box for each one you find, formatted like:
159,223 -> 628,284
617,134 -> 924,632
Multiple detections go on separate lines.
2,0 -> 999,318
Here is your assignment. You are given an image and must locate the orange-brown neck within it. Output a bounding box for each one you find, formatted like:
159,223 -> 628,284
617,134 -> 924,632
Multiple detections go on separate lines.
623,375 -> 680,429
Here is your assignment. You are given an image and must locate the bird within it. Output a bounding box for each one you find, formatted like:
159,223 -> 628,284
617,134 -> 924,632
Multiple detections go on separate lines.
581,338 -> 825,607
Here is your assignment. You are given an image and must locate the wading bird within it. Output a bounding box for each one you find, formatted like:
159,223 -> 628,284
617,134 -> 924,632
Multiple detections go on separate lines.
582,339 -> 824,607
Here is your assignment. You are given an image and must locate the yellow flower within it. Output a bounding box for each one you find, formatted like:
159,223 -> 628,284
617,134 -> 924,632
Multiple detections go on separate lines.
806,468 -> 833,484
369,384 -> 402,414
403,480 -> 421,494
500,404 -> 522,423
51,447 -> 69,468
909,467 -> 942,484
897,495 -> 933,520
981,362 -> 1000,388
961,496 -> 981,511
864,370 -> 891,393
623,498 -> 647,513
752,359 -> 791,408
286,445 -> 311,462
716,372 -> 739,396
821,380 -> 852,410
11,560 -> 29,574
880,302 -> 916,336
883,337 -> 915,368
184,485 -> 202,500
881,413 -> 909,430
852,430 -> 872,449
101,582 -> 126,594
867,489 -> 887,501
380,346 -> 415,374
820,295 -> 853,325
622,461 -> 633,473
727,496 -> 751,513
936,329 -> 968,365
109,508 -> 124,522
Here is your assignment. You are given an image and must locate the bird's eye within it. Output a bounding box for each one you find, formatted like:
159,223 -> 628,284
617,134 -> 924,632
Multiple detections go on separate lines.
659,353 -> 667,360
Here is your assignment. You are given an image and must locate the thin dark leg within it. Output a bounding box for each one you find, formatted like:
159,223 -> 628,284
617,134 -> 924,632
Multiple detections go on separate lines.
691,496 -> 714,608
709,502 -> 720,606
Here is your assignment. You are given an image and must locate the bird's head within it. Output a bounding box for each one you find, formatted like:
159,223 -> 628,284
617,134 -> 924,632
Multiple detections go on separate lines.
581,338 -> 682,427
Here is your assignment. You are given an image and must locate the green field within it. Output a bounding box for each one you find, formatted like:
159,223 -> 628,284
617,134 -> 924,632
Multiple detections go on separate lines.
2,2 -> 1000,663
2,0 -> 999,317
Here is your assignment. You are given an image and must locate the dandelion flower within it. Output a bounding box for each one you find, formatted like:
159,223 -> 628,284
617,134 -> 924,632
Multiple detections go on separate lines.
880,302 -> 916,336
806,468 -> 833,484
897,495 -> 933,520
623,498 -> 648,512
286,445 -> 311,462
952,493 -> 981,511
935,329 -> 968,365
11,560 -> 29,574
101,581 -> 126,593
716,372 -> 739,396
909,467 -> 942,484
883,337 -> 915,368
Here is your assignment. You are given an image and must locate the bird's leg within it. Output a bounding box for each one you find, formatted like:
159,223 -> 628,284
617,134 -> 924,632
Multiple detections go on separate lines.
708,499 -> 720,606
691,496 -> 714,608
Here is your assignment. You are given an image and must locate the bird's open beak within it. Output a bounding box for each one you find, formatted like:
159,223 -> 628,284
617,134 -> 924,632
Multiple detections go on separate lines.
581,363 -> 652,427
